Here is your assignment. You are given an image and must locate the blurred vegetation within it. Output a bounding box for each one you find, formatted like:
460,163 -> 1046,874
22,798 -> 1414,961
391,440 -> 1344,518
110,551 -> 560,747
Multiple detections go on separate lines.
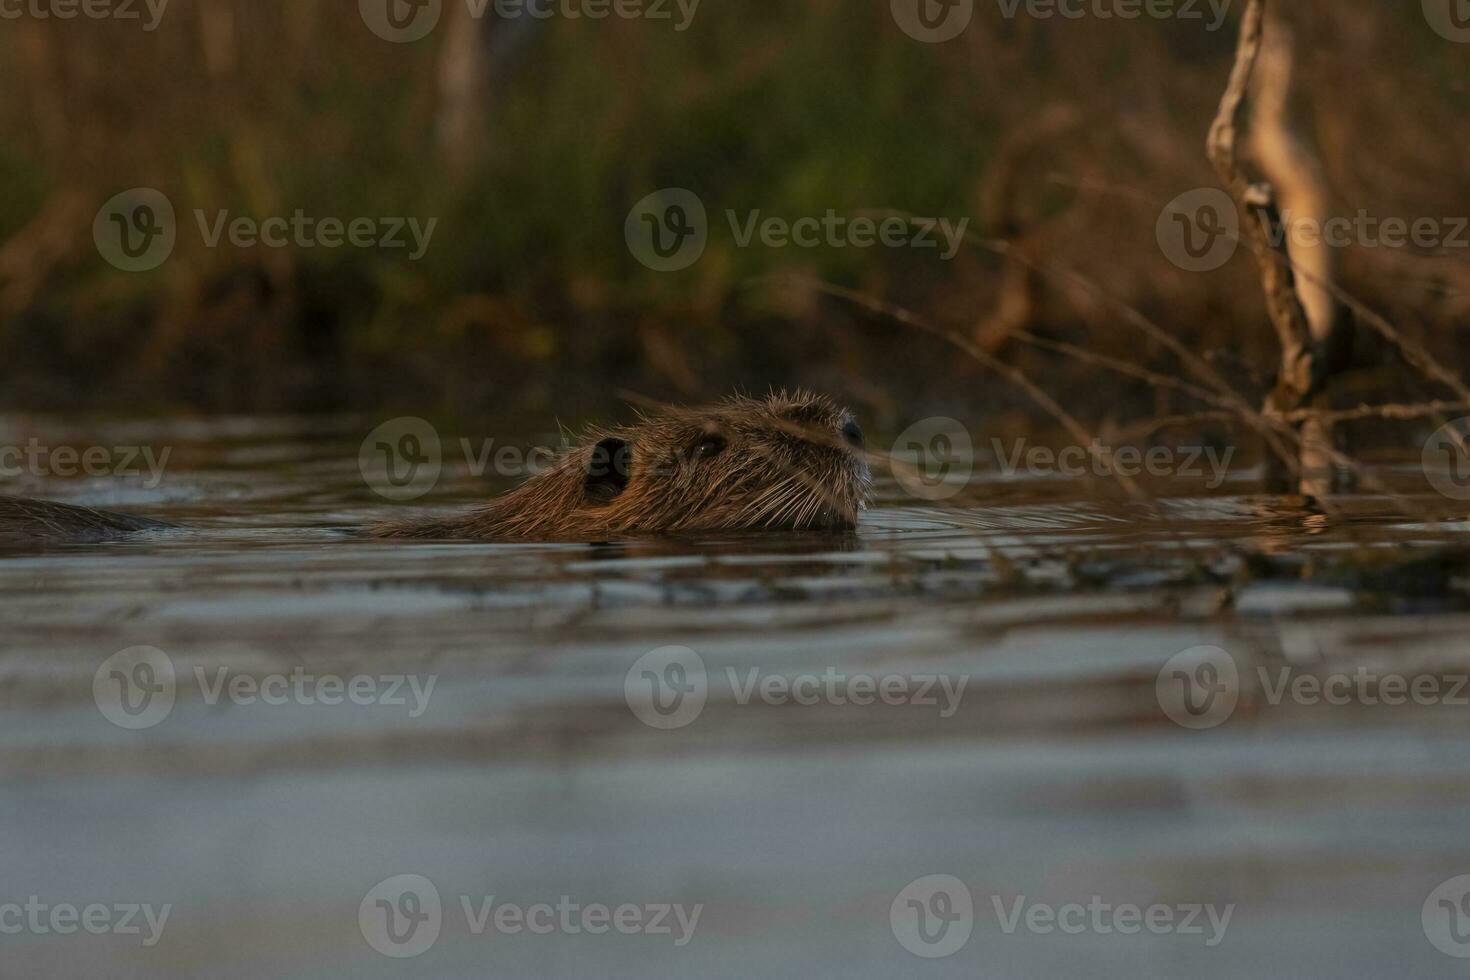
0,0 -> 1466,436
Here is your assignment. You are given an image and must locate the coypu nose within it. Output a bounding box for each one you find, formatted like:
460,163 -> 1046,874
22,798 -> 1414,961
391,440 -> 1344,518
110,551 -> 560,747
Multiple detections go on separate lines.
840,418 -> 864,448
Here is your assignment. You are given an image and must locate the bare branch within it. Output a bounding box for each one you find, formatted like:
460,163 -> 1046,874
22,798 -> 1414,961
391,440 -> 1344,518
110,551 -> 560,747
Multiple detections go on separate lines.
1207,0 -> 1319,412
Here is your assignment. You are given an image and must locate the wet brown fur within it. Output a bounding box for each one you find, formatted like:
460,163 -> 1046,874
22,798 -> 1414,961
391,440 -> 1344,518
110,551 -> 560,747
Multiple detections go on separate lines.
0,495 -> 173,543
371,391 -> 871,540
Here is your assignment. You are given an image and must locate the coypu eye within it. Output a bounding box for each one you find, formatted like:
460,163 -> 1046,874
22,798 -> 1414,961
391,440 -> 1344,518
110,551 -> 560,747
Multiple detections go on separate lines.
841,419 -> 864,448
692,434 -> 727,460
584,437 -> 631,504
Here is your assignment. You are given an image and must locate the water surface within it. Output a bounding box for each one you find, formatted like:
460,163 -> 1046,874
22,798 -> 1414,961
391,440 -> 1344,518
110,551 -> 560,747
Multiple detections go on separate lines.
3,415 -> 1469,978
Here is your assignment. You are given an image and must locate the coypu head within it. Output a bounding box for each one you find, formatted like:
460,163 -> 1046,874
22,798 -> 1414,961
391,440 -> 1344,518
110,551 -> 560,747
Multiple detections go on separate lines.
373,391 -> 871,540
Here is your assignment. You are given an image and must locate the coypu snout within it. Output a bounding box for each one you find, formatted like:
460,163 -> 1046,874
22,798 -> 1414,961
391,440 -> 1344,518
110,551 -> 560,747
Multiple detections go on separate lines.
373,391 -> 872,540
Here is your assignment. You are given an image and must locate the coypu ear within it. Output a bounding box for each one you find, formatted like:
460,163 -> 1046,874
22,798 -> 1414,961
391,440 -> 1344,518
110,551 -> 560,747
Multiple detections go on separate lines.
584,438 -> 631,505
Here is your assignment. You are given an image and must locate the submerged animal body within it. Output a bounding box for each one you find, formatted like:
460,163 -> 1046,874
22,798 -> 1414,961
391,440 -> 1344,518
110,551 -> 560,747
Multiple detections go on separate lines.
371,391 -> 871,539
0,495 -> 173,543
0,392 -> 871,543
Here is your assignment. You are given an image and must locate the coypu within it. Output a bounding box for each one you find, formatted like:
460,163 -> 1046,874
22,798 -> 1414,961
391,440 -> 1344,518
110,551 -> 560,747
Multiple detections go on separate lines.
373,390 -> 870,539
0,391 -> 871,543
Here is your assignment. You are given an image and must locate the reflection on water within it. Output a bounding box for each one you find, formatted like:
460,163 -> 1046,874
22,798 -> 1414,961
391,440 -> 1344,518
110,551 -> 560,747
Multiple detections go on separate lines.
3,415 -> 1470,978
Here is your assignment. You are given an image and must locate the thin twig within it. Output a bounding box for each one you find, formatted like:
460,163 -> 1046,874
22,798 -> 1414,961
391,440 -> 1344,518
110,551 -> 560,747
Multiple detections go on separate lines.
783,276 -> 1147,499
